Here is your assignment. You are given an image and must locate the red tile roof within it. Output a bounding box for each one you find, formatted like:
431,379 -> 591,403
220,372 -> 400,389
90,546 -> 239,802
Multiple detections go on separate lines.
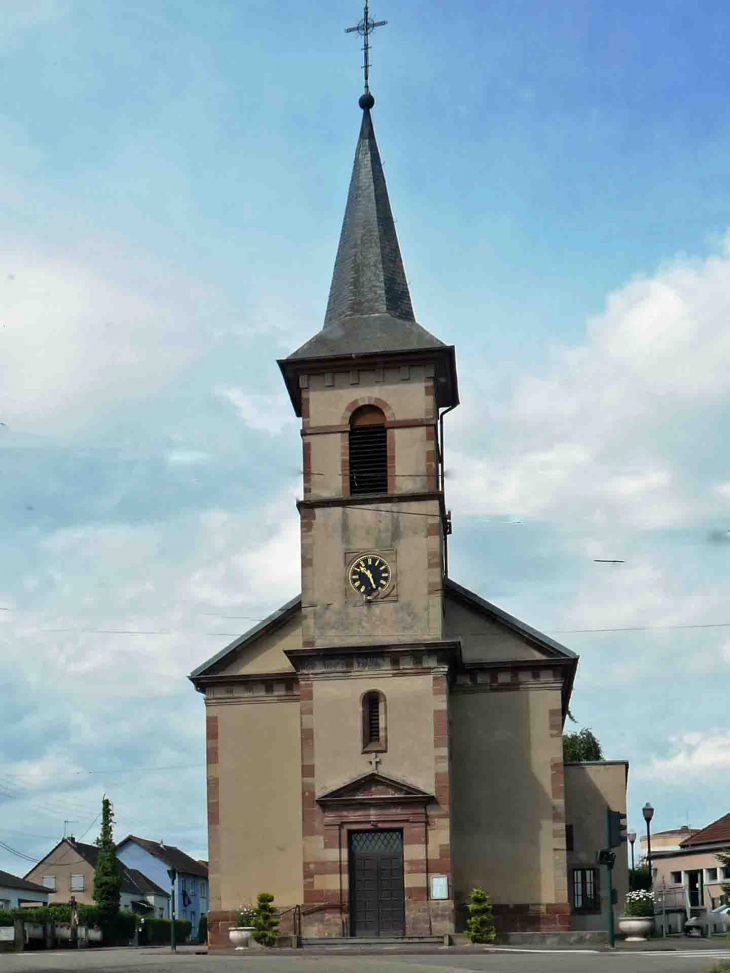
680,812 -> 730,847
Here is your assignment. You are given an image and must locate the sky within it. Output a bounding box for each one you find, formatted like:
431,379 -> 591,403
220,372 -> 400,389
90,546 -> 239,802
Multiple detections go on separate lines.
2,0 -> 730,878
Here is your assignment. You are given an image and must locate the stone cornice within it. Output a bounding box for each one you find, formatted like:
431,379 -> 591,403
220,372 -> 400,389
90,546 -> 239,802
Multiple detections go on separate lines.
285,639 -> 461,677
297,490 -> 445,515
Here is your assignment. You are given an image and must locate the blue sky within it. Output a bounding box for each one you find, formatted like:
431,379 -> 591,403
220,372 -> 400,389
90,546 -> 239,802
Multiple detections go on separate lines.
2,0 -> 730,877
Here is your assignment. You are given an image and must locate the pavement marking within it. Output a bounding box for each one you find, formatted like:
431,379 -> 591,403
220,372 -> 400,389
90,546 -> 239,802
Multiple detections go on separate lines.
631,950 -> 730,958
488,948 -> 601,954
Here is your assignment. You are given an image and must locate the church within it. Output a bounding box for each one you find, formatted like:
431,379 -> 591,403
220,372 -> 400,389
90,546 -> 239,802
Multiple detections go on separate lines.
191,58 -> 628,947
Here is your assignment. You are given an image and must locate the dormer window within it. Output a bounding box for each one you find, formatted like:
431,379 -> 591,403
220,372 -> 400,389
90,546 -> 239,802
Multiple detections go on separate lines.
362,690 -> 387,752
349,405 -> 387,495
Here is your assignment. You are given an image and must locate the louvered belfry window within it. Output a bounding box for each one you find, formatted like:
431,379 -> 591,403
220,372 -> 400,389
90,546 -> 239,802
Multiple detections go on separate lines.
368,694 -> 380,743
349,405 -> 388,495
362,690 -> 386,750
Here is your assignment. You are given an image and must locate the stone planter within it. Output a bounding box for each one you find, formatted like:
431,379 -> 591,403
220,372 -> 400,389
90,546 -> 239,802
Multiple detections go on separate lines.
229,926 -> 255,949
618,916 -> 655,941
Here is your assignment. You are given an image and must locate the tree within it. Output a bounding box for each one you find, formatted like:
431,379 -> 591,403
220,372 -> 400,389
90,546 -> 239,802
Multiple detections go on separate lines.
92,795 -> 121,920
252,892 -> 279,947
563,728 -> 603,762
629,866 -> 652,892
464,887 -> 496,944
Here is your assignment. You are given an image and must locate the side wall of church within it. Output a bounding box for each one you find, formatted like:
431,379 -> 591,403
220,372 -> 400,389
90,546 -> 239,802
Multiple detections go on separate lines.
450,682 -> 570,933
205,694 -> 303,948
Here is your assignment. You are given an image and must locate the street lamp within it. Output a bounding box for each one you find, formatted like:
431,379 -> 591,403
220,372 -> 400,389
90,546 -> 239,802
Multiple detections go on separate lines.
627,831 -> 637,888
642,803 -> 655,887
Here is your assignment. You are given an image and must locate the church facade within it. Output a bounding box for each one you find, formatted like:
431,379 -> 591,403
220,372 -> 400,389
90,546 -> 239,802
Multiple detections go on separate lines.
191,92 -> 628,946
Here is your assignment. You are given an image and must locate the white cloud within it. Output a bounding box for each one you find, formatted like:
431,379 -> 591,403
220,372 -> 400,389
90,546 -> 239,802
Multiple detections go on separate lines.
636,731 -> 730,781
188,499 -> 300,609
450,234 -> 730,531
166,449 -> 211,466
0,244 -> 211,434
216,387 -> 297,436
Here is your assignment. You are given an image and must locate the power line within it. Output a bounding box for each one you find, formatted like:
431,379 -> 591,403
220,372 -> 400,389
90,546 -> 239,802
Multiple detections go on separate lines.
550,621 -> 730,634
0,840 -> 40,864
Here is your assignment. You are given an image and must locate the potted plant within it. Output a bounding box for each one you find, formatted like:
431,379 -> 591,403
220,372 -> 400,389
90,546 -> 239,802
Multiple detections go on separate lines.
228,906 -> 257,949
619,890 -> 656,940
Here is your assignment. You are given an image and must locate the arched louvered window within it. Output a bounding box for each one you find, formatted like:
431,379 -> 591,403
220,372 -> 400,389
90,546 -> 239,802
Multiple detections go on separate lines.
362,690 -> 387,752
349,405 -> 387,495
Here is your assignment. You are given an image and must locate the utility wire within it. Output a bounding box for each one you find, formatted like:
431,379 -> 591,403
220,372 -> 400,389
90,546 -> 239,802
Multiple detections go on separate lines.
5,615 -> 730,638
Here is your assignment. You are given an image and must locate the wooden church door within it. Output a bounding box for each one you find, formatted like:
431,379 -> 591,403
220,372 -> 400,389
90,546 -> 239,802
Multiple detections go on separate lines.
349,830 -> 405,937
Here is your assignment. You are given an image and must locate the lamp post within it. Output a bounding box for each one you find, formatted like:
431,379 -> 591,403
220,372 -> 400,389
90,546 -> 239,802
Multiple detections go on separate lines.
627,831 -> 637,889
642,803 -> 654,888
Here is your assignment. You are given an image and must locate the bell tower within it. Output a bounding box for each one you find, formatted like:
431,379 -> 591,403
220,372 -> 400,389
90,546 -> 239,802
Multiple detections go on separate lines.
278,94 -> 459,650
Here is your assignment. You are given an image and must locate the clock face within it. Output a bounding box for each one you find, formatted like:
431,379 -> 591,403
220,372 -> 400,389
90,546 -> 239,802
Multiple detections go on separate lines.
348,553 -> 392,598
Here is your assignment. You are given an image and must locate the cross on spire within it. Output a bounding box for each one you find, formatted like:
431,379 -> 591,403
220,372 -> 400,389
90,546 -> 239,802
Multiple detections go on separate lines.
345,2 -> 388,95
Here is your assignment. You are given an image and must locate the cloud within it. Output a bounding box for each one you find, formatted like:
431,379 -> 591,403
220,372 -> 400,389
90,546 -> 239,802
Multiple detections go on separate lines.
636,731 -> 730,781
166,449 -> 211,466
216,387 -> 298,436
449,233 -> 730,531
0,243 -> 214,434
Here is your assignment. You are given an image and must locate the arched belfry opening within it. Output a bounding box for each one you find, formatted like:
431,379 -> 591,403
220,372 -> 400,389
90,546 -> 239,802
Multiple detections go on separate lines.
349,405 -> 388,495
361,689 -> 387,752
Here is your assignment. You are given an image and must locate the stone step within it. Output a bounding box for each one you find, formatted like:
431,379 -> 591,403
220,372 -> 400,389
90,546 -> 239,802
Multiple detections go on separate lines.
301,936 -> 445,948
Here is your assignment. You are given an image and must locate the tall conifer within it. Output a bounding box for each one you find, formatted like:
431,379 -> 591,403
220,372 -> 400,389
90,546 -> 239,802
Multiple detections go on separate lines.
92,795 -> 121,919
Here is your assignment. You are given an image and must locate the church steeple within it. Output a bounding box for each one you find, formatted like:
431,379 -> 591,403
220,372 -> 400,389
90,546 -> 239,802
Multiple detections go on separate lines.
324,96 -> 414,327
281,96 -> 458,414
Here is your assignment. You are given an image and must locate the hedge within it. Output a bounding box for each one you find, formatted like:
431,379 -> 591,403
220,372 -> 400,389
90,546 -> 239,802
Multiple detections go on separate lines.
0,910 -> 13,927
139,917 -> 192,945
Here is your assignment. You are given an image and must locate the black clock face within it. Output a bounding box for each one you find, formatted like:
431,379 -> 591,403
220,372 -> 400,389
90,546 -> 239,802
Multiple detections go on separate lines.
348,554 -> 392,597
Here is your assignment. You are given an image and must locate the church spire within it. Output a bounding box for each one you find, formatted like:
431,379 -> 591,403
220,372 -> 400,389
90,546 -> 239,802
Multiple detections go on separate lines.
324,96 -> 415,328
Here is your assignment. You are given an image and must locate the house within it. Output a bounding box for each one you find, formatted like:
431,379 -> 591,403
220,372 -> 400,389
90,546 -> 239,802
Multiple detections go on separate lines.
24,838 -> 169,917
644,813 -> 730,935
189,76 -> 629,946
0,869 -> 49,910
116,836 -> 208,939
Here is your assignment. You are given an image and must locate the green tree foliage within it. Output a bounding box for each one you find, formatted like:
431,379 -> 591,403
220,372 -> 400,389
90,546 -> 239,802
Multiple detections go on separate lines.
252,892 -> 279,947
629,866 -> 652,891
92,796 -> 121,921
464,886 -> 496,944
563,727 -> 603,762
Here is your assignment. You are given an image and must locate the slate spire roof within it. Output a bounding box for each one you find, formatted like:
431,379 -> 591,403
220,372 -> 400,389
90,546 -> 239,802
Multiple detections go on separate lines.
325,104 -> 414,327
285,98 -> 447,363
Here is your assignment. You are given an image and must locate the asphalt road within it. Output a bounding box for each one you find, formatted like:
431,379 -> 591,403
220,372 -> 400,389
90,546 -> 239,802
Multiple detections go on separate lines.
3,947 -> 730,973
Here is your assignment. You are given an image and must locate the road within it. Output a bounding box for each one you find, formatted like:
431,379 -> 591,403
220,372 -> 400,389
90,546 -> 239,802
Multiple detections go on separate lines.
3,946 -> 730,973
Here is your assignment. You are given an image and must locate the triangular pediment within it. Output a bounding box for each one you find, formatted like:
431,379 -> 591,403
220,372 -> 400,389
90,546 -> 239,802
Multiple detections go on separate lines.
317,771 -> 434,805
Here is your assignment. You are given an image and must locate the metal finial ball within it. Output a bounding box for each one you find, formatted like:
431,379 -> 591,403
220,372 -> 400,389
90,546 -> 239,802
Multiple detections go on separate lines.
359,92 -> 375,110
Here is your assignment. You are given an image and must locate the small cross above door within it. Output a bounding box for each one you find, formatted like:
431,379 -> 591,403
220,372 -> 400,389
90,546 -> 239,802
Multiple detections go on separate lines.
369,753 -> 382,773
